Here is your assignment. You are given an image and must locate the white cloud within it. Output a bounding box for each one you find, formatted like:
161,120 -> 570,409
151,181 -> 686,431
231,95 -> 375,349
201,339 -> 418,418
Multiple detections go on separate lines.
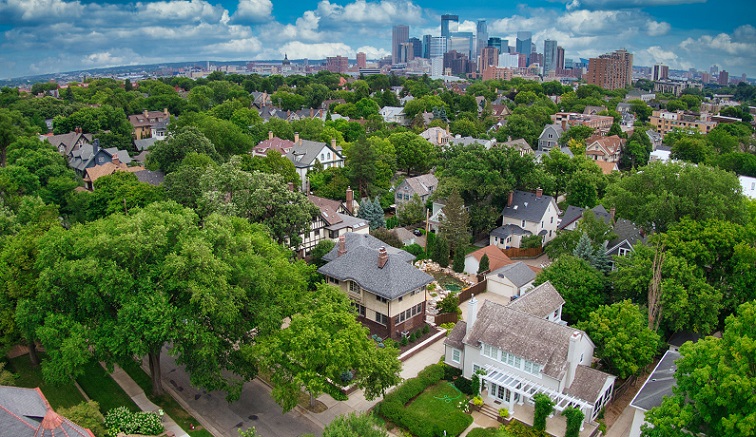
135,0 -> 226,23
275,41 -> 354,60
355,45 -> 391,59
635,45 -> 691,69
0,0 -> 84,23
551,0 -> 705,7
316,0 -> 422,26
204,37 -> 262,54
646,20 -> 670,36
233,0 -> 273,22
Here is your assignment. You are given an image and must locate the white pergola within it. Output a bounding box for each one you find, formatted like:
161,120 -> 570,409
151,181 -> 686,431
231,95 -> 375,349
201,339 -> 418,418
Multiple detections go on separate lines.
481,364 -> 591,428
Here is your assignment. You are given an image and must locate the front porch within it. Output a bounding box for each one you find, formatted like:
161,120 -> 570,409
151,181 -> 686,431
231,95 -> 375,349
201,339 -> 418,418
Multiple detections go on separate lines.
474,398 -> 599,437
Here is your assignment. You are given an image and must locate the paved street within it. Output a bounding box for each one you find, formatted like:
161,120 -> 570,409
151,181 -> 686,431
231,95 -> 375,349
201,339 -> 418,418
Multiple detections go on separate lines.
158,350 -> 322,437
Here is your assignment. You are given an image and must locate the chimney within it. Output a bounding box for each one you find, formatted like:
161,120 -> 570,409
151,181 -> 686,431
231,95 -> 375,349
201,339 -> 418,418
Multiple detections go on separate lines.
346,186 -> 354,214
377,246 -> 388,269
268,130 -> 274,141
536,187 -> 543,198
331,138 -> 337,150
437,130 -> 442,145
143,109 -> 149,118
338,235 -> 346,257
310,108 -> 314,118
561,119 -> 567,131
112,153 -> 120,166
92,139 -> 99,156
507,191 -> 514,207
294,132 -> 300,145
565,331 -> 582,387
446,125 -> 450,135
163,107 -> 169,116
467,296 -> 478,328
287,181 -> 294,192
610,207 -> 616,221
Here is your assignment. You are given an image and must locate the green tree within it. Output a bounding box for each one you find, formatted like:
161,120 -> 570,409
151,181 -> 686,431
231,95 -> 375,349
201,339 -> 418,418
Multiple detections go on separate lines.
533,393 -> 555,432
477,254 -> 490,274
628,100 -> 652,122
84,172 -> 165,221
566,170 -> 599,208
671,136 -> 712,164
388,132 -> 436,176
535,256 -> 606,324
562,407 -> 585,437
323,412 -> 388,437
310,240 -> 336,267
577,301 -> 660,379
248,283 -> 401,412
396,193 -> 425,226
439,190 -> 470,257
58,401 -> 106,437
643,301 -> 756,437
433,234 -> 450,268
24,203 -> 312,399
453,249 -> 465,273
559,125 -> 595,146
146,126 -> 219,173
163,153 -> 218,209
346,137 -> 377,198
237,151 -> 300,187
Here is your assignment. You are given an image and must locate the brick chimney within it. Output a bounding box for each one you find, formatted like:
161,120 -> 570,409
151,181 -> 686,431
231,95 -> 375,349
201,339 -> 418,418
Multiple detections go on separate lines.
287,181 -> 294,192
507,191 -> 514,207
346,186 -> 354,214
143,109 -> 149,118
377,246 -> 389,269
294,132 -> 300,145
338,235 -> 346,257
610,207 -> 616,221
163,107 -> 169,116
536,187 -> 543,198
437,130 -> 442,145
268,130 -> 274,141
561,119 -> 567,131
331,138 -> 337,150
112,153 -> 120,166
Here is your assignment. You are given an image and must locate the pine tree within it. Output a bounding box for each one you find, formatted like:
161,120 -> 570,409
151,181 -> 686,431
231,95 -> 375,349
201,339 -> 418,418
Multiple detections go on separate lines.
477,254 -> 490,274
371,197 -> 386,229
572,233 -> 594,261
433,235 -> 450,268
439,190 -> 470,257
453,249 -> 465,273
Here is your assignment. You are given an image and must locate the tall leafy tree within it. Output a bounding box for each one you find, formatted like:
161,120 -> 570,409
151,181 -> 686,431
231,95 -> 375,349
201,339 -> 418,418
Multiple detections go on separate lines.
396,193 -> 425,226
146,126 -> 220,173
346,137 -> 377,198
535,255 -> 606,324
247,284 -> 401,412
388,132 -> 436,176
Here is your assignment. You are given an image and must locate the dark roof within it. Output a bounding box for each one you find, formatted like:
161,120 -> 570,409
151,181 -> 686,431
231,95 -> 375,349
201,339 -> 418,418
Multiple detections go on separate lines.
444,321 -> 467,349
318,234 -> 431,300
490,224 -> 532,239
134,137 -> 158,151
667,331 -> 701,348
0,386 -> 94,437
464,300 -> 588,380
133,169 -> 165,186
501,190 -> 556,223
630,350 -> 681,411
489,262 -> 536,289
507,281 -> 565,318
558,204 -> 613,230
607,218 -> 645,251
564,366 -> 614,403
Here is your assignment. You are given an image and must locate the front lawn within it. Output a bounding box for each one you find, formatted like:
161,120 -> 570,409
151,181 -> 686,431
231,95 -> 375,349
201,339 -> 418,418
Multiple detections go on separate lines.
404,382 -> 473,436
76,360 -> 140,413
7,355 -> 87,410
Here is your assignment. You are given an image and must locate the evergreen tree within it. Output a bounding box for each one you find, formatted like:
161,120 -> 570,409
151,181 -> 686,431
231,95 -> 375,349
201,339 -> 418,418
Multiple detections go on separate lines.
477,254 -> 490,274
439,190 -> 470,257
371,197 -> 386,229
453,249 -> 465,273
433,235 -> 450,268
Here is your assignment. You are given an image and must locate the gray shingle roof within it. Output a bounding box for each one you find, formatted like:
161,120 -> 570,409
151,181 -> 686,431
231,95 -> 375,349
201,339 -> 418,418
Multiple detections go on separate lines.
286,140 -> 342,168
134,137 -> 158,151
564,365 -> 614,403
558,204 -> 612,230
630,350 -> 680,411
490,224 -> 532,239
444,321 -> 467,349
507,281 -> 565,318
489,262 -> 536,289
133,169 -> 165,186
0,386 -> 93,436
398,174 -> 438,198
464,300 -> 584,380
501,190 -> 556,223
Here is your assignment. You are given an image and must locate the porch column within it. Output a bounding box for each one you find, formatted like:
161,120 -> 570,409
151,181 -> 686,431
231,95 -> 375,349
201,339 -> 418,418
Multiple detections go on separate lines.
579,407 -> 586,431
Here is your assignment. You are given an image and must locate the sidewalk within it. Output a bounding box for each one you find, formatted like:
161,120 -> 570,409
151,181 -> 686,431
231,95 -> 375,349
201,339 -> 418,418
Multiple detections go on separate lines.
108,363 -> 190,437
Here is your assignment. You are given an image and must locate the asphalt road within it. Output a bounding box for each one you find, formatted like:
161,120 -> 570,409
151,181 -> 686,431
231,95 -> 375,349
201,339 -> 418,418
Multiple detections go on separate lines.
159,349 -> 322,437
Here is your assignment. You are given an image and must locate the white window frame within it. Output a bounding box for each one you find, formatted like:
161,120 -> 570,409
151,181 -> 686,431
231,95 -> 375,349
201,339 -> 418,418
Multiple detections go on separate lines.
452,348 -> 461,363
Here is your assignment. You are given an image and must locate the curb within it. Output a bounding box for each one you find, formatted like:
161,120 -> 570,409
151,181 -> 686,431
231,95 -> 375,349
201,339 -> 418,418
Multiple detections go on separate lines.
151,368 -> 226,437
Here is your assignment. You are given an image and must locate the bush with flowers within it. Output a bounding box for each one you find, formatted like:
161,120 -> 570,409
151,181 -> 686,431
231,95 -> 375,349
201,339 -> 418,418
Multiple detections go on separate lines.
105,406 -> 164,436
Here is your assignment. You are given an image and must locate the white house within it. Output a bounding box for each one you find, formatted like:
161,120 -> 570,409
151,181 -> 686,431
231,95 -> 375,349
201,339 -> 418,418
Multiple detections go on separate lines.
739,175 -> 756,199
379,106 -> 407,125
485,262 -> 537,299
490,189 -> 559,248
286,134 -> 344,191
463,245 -> 513,276
628,350 -> 680,437
445,283 -> 615,428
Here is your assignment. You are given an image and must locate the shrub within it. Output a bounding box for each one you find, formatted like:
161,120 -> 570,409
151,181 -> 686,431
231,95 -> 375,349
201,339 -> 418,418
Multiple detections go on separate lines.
105,407 -> 164,436
409,332 -> 417,342
400,336 -> 408,346
422,324 -> 430,335
437,294 -> 460,314
443,364 -> 462,381
532,394 -> 555,432
499,408 -> 509,419
58,401 -> 106,437
453,376 -> 474,395
472,395 -> 484,407
340,370 -> 354,384
404,243 -> 425,259
562,407 -> 585,437
386,216 -> 398,229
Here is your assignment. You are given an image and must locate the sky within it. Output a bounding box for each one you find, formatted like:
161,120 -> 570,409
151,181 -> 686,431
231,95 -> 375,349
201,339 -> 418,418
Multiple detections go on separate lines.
0,0 -> 755,80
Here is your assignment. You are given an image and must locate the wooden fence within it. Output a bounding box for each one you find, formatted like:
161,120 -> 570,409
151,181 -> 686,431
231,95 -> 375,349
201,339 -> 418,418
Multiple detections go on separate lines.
457,279 -> 488,304
500,247 -> 543,259
433,312 -> 459,325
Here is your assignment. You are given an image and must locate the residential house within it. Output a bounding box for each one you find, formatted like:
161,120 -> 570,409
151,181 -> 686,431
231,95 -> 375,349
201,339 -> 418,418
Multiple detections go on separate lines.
128,109 -> 170,140
605,218 -> 645,267
646,129 -> 663,151
445,284 -> 615,427
134,137 -> 158,154
250,91 -> 272,109
485,261 -> 537,299
490,104 -> 511,121
583,105 -> 606,115
585,135 -> 623,163
82,153 -> 145,190
537,123 -> 564,152
463,245 -> 513,275
650,145 -> 672,163
150,118 -> 169,140
650,110 -> 717,137
552,112 -> 614,134
497,138 -> 533,157
42,130 -> 93,156
594,160 -> 619,175
558,204 -> 613,231
420,126 -> 451,147
490,189 -> 559,248
68,139 -> 133,176
318,233 -> 433,339
628,350 -> 680,437
253,131 -> 295,157
395,174 -> 438,206
0,385 -> 95,436
447,136 -> 496,149
286,134 -> 344,191
296,189 -> 368,256
380,106 -> 407,125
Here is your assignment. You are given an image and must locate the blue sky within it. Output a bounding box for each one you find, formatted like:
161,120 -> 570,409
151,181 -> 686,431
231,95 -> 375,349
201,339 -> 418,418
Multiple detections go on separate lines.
0,0 -> 754,80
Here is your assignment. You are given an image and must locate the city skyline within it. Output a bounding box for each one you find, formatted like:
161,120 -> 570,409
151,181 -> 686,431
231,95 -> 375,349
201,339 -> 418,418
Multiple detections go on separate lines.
0,0 -> 755,80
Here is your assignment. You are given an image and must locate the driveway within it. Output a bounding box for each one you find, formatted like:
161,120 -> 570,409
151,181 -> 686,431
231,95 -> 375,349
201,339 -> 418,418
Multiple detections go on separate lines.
158,349 -> 321,437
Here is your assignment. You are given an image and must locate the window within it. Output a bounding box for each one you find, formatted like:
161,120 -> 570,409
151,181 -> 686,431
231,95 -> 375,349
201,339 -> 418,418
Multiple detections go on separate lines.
327,152 -> 331,160
550,216 -> 554,224
349,281 -> 360,293
398,296 -> 403,302
483,344 -> 499,360
352,303 -> 366,317
618,247 -> 630,256
320,153 -> 324,161
375,312 -> 388,325
452,348 -> 461,363
541,221 -> 544,229
521,220 -> 526,228
376,295 -> 388,303
328,277 -> 340,285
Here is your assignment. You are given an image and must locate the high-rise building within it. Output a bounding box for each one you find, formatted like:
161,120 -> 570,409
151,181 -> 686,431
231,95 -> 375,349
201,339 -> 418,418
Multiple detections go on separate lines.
326,56 -> 349,74
701,72 -> 711,83
516,31 -> 532,64
502,40 -> 510,53
719,70 -> 729,85
710,64 -> 719,75
476,20 -> 488,57
556,46 -> 565,74
487,37 -> 502,53
585,49 -> 633,90
422,34 -> 432,59
449,32 -> 474,59
399,42 -> 414,63
409,37 -> 423,59
356,52 -> 367,69
479,46 -> 499,73
653,64 -> 669,81
441,14 -> 459,40
543,39 -> 558,74
392,25 -> 409,65
429,37 -> 448,59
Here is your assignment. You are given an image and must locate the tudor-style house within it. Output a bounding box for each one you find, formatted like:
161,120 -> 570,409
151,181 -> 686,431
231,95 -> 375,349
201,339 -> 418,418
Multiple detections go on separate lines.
294,189 -> 368,256
128,109 -> 171,140
490,189 -> 559,248
395,174 -> 438,207
318,233 -> 433,340
445,282 -> 615,429
585,135 -> 624,163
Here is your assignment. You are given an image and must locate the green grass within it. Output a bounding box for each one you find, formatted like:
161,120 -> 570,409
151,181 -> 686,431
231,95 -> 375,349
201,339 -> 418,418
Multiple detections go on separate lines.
119,360 -> 213,437
76,360 -> 140,413
404,382 -> 473,436
7,355 -> 87,410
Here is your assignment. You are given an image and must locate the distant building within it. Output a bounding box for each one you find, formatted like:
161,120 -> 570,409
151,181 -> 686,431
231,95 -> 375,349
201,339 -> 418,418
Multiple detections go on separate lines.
326,56 -> 349,74
487,37 -> 502,53
652,64 -> 669,81
356,52 -> 367,69
392,25 -> 410,65
479,46 -> 499,73
422,34 -> 432,58
650,110 -> 718,137
515,31 -> 532,64
429,37 -> 448,59
585,49 -> 633,90
653,80 -> 703,97
476,19 -> 488,57
128,109 -> 170,140
482,66 -> 513,81
441,14 -> 459,41
718,70 -> 729,85
556,46 -> 565,74
543,39 -> 558,74
409,37 -> 423,59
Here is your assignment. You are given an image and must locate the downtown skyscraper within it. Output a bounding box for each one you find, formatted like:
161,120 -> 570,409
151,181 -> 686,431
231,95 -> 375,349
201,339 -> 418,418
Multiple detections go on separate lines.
392,25 -> 409,65
476,20 -> 488,57
516,31 -> 532,65
543,39 -> 558,74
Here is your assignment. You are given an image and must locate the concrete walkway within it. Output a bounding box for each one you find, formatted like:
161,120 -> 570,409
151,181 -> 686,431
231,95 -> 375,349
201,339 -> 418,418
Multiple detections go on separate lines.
605,405 -> 634,437
108,363 -> 190,437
